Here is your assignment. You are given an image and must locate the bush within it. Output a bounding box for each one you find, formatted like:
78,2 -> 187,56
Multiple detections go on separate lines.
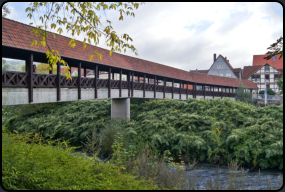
259,88 -> 276,95
2,130 -> 157,190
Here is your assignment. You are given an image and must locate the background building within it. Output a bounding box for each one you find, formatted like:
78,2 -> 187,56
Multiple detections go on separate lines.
242,63 -> 283,94
190,54 -> 242,79
252,54 -> 283,69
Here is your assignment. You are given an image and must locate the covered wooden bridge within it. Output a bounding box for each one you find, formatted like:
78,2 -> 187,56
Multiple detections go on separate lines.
2,18 -> 258,119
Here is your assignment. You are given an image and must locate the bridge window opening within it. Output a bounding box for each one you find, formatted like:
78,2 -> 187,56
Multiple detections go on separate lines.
197,85 -> 203,90
2,57 -> 25,72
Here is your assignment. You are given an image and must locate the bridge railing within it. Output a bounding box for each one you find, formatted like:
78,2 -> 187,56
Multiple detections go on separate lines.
2,71 -> 237,98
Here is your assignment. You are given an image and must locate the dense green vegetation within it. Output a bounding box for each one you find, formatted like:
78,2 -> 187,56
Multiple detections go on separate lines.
259,88 -> 276,96
3,98 -> 283,171
2,129 -> 158,190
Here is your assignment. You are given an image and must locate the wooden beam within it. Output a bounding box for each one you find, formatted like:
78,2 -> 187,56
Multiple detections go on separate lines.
112,72 -> 114,80
221,87 -> 223,99
78,62 -> 81,100
193,83 -> 197,98
163,78 -> 166,99
27,53 -> 33,103
119,70 -> 122,97
108,68 -> 111,98
132,72 -> 134,97
143,74 -> 146,98
179,81 -> 181,100
186,82 -> 188,100
95,65 -> 98,99
204,85 -> 206,100
138,76 -> 140,83
128,72 -> 130,97
154,76 -> 156,98
57,62 -> 61,101
172,79 -> 174,99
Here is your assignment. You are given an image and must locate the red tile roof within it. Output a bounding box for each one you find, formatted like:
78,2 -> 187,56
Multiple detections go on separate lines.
252,54 -> 283,69
276,68 -> 283,74
2,18 -> 258,89
242,64 -> 283,80
242,65 -> 263,79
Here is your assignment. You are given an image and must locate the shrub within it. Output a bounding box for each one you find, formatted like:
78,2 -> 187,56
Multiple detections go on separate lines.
2,130 -> 157,190
259,88 -> 276,95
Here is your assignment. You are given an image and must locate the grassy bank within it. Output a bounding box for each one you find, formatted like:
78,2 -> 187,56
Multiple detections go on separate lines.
3,98 -> 283,170
2,129 -> 159,190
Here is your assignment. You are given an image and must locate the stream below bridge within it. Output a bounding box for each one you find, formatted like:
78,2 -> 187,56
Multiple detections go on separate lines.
72,150 -> 283,190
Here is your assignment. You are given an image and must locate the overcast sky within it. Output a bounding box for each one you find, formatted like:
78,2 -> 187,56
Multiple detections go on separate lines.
4,2 -> 283,71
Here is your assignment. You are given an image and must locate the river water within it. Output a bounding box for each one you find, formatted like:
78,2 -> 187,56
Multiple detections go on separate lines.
181,162 -> 283,190
72,150 -> 283,190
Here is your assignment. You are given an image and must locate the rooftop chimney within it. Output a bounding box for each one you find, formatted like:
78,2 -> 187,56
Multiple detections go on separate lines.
225,57 -> 227,60
213,53 -> 216,63
227,60 -> 229,63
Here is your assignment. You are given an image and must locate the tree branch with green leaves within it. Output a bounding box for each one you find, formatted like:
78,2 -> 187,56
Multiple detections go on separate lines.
264,36 -> 283,60
25,2 -> 143,80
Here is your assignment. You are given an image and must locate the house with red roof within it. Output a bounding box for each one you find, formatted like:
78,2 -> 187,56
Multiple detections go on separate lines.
242,63 -> 283,94
252,54 -> 283,69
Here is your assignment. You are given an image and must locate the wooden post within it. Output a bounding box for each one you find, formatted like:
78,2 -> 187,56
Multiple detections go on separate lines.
78,62 -> 81,100
94,65 -> 98,98
221,87 -> 223,99
194,83 -> 197,98
179,81 -> 181,100
108,68 -> 111,98
57,62 -> 61,101
119,70 -> 122,97
132,72 -> 134,97
27,53 -> 33,103
128,72 -> 130,97
204,85 -> 206,100
163,78 -> 166,99
172,79 -> 174,99
154,76 -> 156,99
186,82 -> 188,100
143,74 -> 146,98
138,76 -> 140,83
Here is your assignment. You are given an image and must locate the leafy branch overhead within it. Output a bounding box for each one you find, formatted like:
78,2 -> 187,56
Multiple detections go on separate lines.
25,2 -> 142,80
264,36 -> 283,60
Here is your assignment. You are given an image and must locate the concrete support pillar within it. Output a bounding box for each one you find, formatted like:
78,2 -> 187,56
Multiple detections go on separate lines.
111,98 -> 130,120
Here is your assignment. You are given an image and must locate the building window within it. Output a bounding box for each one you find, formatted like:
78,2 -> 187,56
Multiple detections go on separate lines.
217,65 -> 223,69
273,56 -> 276,61
266,84 -> 270,89
251,75 -> 255,81
219,74 -> 223,76
265,65 -> 269,70
226,74 -> 231,77
256,75 -> 260,81
265,75 -> 269,80
274,74 -> 280,80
